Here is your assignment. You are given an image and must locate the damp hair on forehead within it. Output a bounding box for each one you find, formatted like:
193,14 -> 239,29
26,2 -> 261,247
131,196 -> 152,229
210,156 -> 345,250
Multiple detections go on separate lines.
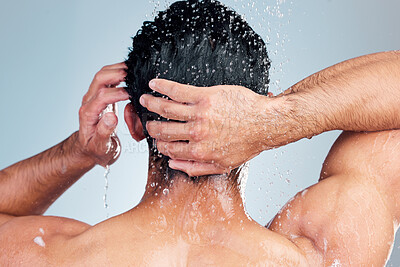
124,0 -> 270,175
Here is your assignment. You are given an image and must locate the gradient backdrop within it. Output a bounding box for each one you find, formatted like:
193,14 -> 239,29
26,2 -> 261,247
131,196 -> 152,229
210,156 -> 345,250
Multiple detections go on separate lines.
0,0 -> 399,265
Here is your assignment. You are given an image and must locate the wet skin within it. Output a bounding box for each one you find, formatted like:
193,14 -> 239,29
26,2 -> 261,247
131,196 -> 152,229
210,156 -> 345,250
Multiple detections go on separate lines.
0,129 -> 399,266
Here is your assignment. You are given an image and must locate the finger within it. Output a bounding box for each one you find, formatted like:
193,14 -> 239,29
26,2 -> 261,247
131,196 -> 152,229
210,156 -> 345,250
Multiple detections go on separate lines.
169,160 -> 228,176
101,62 -> 127,70
95,112 -> 118,139
91,112 -> 120,166
79,87 -> 128,140
85,87 -> 130,117
90,112 -> 118,154
85,69 -> 127,103
157,141 -> 207,162
140,94 -> 196,121
149,79 -> 203,104
147,121 -> 195,142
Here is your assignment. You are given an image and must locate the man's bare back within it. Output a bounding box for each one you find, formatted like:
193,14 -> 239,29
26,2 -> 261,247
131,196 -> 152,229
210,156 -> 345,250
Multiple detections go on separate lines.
1,129 -> 398,266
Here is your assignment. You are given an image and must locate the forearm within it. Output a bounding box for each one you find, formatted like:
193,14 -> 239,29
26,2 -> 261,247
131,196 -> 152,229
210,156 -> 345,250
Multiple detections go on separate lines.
271,51 -> 400,144
0,131 -> 95,216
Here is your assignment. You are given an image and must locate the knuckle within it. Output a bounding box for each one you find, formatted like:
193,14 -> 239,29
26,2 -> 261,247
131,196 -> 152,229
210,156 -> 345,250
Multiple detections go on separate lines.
160,123 -> 169,135
171,84 -> 180,95
190,145 -> 204,160
82,93 -> 89,104
203,150 -> 212,161
188,112 -> 197,121
160,103 -> 170,115
146,123 -> 154,134
190,129 -> 203,142
213,151 -> 223,161
147,122 -> 158,136
144,99 -> 153,110
119,69 -> 126,76
94,72 -> 102,82
156,141 -> 165,152
78,106 -> 86,117
200,95 -> 212,108
167,149 -> 177,159
196,110 -> 209,122
104,113 -> 117,125
97,88 -> 107,98
191,123 -> 208,141
196,112 -> 205,121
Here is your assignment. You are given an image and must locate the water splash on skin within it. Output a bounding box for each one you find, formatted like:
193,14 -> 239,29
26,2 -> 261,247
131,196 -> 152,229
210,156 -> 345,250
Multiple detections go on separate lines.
330,259 -> 342,267
301,189 -> 308,198
101,103 -> 120,157
104,165 -> 110,218
163,188 -> 169,195
34,228 -> 46,247
33,236 -> 45,247
323,238 -> 328,254
237,162 -> 249,204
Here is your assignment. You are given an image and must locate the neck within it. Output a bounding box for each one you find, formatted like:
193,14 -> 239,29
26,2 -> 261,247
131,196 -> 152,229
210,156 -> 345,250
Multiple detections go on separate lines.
132,155 -> 251,235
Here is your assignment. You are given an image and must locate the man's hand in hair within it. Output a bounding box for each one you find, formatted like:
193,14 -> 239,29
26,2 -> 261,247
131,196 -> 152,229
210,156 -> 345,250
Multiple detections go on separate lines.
140,79 -> 285,176
0,63 -> 144,216
77,62 -> 135,167
142,52 -> 400,176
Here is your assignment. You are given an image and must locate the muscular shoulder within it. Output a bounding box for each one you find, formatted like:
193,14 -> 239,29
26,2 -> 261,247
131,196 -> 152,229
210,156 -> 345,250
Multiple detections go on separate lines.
321,130 -> 400,181
0,214 -> 91,265
322,130 -> 400,218
269,130 -> 400,266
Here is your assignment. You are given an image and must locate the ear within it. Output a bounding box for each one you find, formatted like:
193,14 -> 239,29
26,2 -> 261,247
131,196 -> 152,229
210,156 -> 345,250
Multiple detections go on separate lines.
124,103 -> 145,142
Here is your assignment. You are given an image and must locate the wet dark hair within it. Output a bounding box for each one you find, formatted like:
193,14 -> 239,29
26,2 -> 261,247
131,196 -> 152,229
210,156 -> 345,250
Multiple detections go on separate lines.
125,0 -> 270,177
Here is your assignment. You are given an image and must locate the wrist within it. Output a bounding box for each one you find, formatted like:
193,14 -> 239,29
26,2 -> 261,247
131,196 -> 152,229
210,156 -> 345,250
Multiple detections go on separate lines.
256,92 -> 325,151
69,131 -> 96,168
283,92 -> 329,139
253,94 -> 293,151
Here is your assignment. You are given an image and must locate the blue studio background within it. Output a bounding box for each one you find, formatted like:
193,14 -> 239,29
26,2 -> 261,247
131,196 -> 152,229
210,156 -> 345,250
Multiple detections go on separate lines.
0,0 -> 399,265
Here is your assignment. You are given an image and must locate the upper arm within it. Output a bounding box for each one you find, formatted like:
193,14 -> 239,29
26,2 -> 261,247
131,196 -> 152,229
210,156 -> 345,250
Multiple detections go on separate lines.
269,130 -> 400,266
0,214 -> 90,264
0,213 -> 14,227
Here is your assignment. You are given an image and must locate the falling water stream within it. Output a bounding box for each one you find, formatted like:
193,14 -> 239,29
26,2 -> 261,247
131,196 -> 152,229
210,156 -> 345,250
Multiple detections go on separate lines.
103,165 -> 110,218
101,102 -> 118,219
